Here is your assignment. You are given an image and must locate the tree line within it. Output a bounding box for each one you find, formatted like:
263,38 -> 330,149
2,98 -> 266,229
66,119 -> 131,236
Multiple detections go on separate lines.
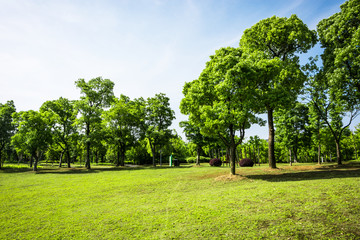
0,78 -> 183,171
1,0 -> 359,173
180,0 -> 360,174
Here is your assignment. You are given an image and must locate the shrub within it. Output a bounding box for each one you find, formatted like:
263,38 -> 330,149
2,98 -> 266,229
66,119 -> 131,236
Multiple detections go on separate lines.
239,158 -> 254,167
186,156 -> 211,163
209,158 -> 222,167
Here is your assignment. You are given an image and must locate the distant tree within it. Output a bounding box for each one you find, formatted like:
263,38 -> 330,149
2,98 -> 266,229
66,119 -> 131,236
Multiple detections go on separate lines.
40,97 -> 78,168
0,101 -> 16,168
75,77 -> 114,169
240,14 -> 317,168
274,102 -> 310,164
145,93 -> 175,167
103,95 -> 145,166
179,120 -> 207,165
11,110 -> 52,171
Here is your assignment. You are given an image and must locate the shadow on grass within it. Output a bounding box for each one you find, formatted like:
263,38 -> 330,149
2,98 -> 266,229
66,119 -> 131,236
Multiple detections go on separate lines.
245,164 -> 360,182
0,165 -> 192,174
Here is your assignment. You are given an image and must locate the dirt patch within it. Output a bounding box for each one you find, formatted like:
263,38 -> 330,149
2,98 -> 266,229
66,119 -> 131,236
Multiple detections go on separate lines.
214,174 -> 247,182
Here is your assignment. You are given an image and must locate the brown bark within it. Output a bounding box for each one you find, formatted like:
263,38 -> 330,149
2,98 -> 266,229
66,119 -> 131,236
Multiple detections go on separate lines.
85,123 -> 91,169
267,107 -> 276,168
335,140 -> 342,165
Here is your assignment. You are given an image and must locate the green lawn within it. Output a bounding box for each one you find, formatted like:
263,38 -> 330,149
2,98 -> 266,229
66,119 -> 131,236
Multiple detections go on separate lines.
1,162 -> 360,239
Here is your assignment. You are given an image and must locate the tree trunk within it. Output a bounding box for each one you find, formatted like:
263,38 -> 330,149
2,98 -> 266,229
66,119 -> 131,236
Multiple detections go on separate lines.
318,144 -> 321,165
85,123 -> 91,169
0,144 -> 5,169
116,144 -> 120,167
121,148 -> 126,167
257,146 -> 260,166
33,158 -> 38,171
335,139 -> 342,165
66,149 -> 71,168
267,107 -> 276,168
253,145 -> 256,166
351,133 -> 358,160
289,148 -> 292,166
30,156 -> 33,168
86,141 -> 91,169
149,140 -> 156,167
230,144 -> 236,175
196,146 -> 200,165
59,150 -> 64,167
293,147 -> 298,163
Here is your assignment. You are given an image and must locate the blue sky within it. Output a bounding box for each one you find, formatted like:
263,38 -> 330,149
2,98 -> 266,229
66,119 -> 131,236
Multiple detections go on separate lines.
0,0 -> 348,140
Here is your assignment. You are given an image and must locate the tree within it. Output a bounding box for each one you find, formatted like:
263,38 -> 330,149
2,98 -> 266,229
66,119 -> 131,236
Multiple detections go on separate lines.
179,120 -> 207,165
181,47 -> 262,175
274,102 -> 310,164
103,95 -> 145,166
239,15 -> 317,168
145,93 -> 175,167
11,110 -> 52,171
40,97 -> 78,168
309,69 -> 360,165
0,101 -> 16,168
317,0 -> 360,98
75,77 -> 115,169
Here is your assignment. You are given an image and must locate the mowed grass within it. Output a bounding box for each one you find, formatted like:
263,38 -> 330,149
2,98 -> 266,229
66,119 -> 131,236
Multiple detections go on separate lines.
1,162 -> 360,239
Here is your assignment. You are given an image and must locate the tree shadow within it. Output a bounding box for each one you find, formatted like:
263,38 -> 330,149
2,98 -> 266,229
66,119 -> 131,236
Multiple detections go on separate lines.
244,165 -> 360,182
0,167 -> 33,173
0,165 -> 192,175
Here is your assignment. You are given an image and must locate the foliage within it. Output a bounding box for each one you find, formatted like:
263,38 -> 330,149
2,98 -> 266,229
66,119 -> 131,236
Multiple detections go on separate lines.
145,93 -> 175,167
75,77 -> 115,169
40,97 -> 78,168
240,14 -> 317,168
11,110 -> 52,171
0,101 -> 16,168
317,0 -> 360,99
181,47 -> 262,174
209,158 -> 222,167
103,95 -> 145,166
179,120 -> 207,165
185,156 -> 211,164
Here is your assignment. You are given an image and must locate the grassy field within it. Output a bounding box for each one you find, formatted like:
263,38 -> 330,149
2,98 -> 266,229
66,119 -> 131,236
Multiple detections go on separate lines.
1,162 -> 360,239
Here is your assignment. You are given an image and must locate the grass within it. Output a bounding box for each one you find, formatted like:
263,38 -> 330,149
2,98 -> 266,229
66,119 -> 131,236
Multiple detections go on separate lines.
1,162 -> 360,239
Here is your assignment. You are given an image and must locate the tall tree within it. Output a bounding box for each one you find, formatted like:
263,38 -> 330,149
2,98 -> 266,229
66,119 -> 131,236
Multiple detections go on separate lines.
310,71 -> 359,165
75,77 -> 114,169
0,101 -> 16,168
40,97 -> 78,168
180,47 -> 262,175
11,110 -> 52,171
103,95 -> 145,166
240,14 -> 317,168
145,93 -> 175,167
317,0 -> 360,98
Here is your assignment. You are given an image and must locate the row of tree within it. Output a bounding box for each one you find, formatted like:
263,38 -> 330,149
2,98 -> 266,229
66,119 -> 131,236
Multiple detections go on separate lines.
0,78 -> 183,171
180,0 -> 360,174
1,0 -> 359,173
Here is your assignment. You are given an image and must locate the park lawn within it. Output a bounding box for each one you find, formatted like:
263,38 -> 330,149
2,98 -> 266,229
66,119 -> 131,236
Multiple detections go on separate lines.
0,162 -> 360,239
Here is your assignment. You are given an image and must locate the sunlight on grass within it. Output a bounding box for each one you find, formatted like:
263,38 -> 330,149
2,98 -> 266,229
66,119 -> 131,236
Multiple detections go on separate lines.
1,162 -> 360,239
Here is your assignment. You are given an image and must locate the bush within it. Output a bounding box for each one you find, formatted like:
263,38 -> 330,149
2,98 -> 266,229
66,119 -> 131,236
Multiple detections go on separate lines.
186,156 -> 211,163
239,158 -> 254,167
209,158 -> 222,167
